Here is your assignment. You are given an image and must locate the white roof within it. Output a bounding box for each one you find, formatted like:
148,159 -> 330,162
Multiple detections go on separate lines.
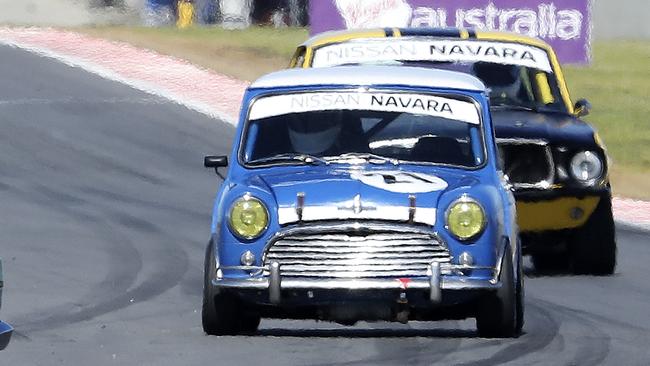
250,66 -> 485,92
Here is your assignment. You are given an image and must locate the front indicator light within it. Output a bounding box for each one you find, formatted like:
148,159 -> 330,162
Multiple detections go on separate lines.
446,197 -> 486,241
458,252 -> 474,266
240,250 -> 256,266
228,194 -> 269,240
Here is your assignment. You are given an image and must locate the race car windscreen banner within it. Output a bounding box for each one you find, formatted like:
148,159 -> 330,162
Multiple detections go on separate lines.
249,92 -> 481,125
311,39 -> 554,71
310,0 -> 592,64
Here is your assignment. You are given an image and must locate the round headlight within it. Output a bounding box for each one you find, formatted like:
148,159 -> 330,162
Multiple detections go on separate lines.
446,198 -> 486,241
570,151 -> 603,185
228,195 -> 269,240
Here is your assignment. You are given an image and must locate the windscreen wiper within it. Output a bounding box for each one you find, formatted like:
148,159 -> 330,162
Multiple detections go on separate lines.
249,153 -> 329,166
491,102 -> 568,115
490,102 -> 539,112
327,152 -> 400,165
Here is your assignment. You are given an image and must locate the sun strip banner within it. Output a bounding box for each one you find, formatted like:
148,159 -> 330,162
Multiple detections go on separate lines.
249,92 -> 481,124
312,39 -> 553,72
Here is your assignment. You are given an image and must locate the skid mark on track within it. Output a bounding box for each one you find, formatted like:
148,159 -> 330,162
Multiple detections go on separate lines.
110,211 -> 161,234
365,324 -> 465,365
455,303 -> 560,366
532,298 -> 612,366
13,214 -> 143,333
266,324 -> 470,366
6,182 -> 191,334
17,215 -> 190,333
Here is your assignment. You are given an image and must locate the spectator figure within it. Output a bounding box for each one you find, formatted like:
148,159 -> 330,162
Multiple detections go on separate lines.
195,0 -> 219,24
143,0 -> 175,26
177,0 -> 195,28
271,8 -> 288,28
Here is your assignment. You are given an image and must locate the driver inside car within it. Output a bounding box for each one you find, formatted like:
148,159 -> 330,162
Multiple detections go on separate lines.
288,112 -> 343,155
287,112 -> 369,156
472,62 -> 526,103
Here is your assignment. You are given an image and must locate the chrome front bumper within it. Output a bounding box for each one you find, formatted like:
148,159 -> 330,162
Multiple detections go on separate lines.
212,262 -> 500,305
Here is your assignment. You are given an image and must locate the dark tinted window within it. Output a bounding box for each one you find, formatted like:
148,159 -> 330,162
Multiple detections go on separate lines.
243,109 -> 484,167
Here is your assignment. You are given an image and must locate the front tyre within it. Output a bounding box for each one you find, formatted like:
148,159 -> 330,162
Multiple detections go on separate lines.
514,239 -> 525,334
571,196 -> 617,275
476,247 -> 521,338
240,313 -> 262,333
202,239 -> 241,335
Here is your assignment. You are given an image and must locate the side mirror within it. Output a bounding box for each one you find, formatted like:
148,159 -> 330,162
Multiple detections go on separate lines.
204,156 -> 228,180
204,155 -> 228,169
574,98 -> 592,117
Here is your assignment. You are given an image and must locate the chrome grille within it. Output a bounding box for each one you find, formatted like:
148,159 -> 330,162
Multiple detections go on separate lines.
263,224 -> 450,278
498,139 -> 554,189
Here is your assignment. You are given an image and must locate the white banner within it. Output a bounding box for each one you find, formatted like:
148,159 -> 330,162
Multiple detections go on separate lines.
312,39 -> 552,72
249,92 -> 480,124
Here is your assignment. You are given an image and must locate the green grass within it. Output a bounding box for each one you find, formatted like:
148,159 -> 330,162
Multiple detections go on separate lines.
104,26 -> 308,58
81,26 -> 309,80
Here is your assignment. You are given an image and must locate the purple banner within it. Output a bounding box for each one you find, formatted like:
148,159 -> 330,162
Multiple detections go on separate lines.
310,0 -> 591,64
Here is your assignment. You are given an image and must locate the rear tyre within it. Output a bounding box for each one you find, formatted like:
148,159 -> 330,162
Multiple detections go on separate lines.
531,251 -> 570,273
476,248 -> 520,338
571,196 -> 617,275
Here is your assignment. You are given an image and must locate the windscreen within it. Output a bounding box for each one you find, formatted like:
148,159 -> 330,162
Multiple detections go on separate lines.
311,39 -> 567,113
242,91 -> 485,168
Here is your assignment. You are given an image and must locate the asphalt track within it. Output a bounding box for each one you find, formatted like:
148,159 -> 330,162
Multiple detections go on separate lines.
0,44 -> 649,366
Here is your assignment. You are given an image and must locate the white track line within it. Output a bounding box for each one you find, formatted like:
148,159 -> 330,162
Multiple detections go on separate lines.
0,27 -> 248,125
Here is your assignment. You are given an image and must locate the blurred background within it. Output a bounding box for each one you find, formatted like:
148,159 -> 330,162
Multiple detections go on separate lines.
0,0 -> 309,28
0,0 -> 648,37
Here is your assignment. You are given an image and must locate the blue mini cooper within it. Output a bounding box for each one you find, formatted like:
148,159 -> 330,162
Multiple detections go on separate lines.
203,66 -> 523,337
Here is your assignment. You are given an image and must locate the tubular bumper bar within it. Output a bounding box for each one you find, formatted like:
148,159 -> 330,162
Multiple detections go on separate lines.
213,262 -> 500,305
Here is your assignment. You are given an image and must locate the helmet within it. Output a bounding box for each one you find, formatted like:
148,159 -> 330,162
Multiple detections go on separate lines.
287,112 -> 342,155
472,62 -> 522,101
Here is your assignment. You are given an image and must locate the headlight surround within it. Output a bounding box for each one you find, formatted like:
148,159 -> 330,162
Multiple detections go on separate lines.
446,197 -> 486,241
228,194 -> 269,240
569,151 -> 603,185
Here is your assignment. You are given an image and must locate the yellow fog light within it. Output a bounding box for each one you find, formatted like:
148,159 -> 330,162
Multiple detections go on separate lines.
228,194 -> 269,240
446,197 -> 486,241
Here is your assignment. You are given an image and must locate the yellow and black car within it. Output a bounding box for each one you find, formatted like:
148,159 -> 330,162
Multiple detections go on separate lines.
289,28 -> 616,275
